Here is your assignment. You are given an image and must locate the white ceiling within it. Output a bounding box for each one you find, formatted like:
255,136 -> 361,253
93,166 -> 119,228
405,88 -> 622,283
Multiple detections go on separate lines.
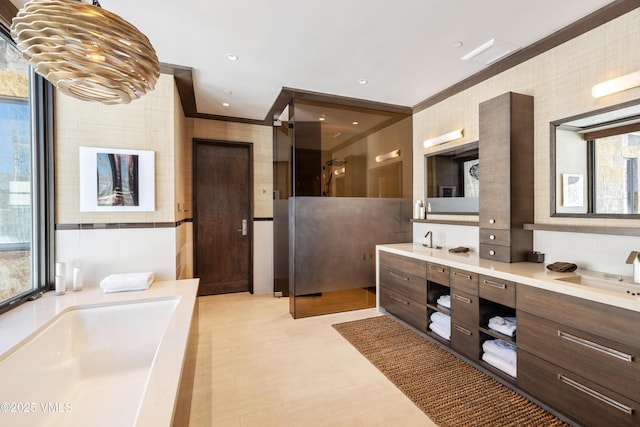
10,0 -> 616,121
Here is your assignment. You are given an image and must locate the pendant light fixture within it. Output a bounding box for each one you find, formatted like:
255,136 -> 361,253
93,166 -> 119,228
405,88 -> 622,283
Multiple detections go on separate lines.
11,0 -> 160,105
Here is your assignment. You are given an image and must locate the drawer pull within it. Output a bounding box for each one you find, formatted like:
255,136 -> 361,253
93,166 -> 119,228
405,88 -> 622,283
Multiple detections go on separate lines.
558,374 -> 634,415
429,265 -> 445,273
489,250 -> 496,256
389,271 -> 409,281
558,331 -> 633,362
454,271 -> 472,280
453,294 -> 471,304
483,279 -> 507,290
389,293 -> 409,306
489,218 -> 496,224
454,324 -> 472,336
489,234 -> 496,240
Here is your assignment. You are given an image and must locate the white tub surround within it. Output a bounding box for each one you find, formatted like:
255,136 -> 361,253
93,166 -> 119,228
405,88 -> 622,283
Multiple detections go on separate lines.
377,243 -> 640,313
0,279 -> 198,427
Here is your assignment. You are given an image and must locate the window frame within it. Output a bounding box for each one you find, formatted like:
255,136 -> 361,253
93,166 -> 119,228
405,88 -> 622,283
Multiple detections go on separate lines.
0,27 -> 54,315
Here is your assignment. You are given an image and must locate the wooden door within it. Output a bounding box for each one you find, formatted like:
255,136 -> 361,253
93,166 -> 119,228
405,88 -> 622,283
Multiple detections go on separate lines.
193,140 -> 253,295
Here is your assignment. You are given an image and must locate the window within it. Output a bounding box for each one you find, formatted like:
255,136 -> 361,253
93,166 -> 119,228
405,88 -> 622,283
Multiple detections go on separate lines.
0,29 -> 52,314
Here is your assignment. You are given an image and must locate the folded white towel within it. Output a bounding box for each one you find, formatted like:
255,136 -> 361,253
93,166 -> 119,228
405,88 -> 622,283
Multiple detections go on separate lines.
430,311 -> 451,328
482,339 -> 517,366
482,351 -> 517,378
488,316 -> 517,337
429,322 -> 450,341
100,272 -> 155,293
436,294 -> 451,309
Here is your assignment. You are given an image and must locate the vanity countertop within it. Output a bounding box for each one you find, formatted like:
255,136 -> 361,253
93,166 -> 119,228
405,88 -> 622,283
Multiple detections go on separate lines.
378,243 -> 640,313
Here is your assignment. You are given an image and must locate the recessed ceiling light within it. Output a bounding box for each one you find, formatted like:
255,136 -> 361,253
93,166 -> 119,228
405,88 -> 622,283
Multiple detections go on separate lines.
358,79 -> 368,85
222,102 -> 230,107
352,121 -> 359,125
225,53 -> 239,61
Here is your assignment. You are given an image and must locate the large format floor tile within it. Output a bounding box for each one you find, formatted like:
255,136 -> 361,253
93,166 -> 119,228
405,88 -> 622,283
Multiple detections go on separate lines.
188,292 -> 436,427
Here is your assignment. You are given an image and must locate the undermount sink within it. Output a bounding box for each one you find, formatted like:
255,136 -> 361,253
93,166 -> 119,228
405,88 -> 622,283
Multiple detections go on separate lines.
555,275 -> 640,297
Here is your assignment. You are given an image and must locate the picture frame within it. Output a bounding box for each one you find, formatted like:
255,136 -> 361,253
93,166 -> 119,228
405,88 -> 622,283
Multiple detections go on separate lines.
562,173 -> 584,207
79,147 -> 155,211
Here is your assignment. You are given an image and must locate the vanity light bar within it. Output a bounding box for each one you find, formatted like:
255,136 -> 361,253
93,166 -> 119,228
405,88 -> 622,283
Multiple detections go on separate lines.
375,149 -> 400,163
423,129 -> 464,148
592,71 -> 640,98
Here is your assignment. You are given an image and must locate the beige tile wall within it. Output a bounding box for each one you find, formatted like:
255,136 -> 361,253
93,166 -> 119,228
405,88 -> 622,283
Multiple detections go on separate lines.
55,73 -> 178,224
413,8 -> 640,228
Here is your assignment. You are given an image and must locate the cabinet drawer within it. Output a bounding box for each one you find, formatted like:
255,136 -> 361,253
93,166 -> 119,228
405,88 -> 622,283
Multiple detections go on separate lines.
518,350 -> 639,427
427,262 -> 450,285
479,275 -> 516,308
450,268 -> 478,295
479,229 -> 510,246
380,285 -> 427,333
478,210 -> 509,230
479,243 -> 511,263
518,311 -> 640,398
379,251 -> 426,279
451,321 -> 480,361
450,289 -> 479,327
379,266 -> 426,304
517,285 -> 640,350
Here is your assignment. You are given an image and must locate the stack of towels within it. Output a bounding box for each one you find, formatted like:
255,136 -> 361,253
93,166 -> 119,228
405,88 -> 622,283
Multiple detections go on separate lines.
100,272 -> 155,293
436,294 -> 450,310
482,339 -> 517,378
488,315 -> 516,337
429,311 -> 451,341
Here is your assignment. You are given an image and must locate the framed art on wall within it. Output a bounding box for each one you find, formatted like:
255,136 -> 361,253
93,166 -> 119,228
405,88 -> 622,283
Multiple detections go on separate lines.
79,147 -> 155,211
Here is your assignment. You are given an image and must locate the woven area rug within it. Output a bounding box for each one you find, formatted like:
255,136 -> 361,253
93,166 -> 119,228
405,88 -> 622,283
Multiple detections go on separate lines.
333,315 -> 569,427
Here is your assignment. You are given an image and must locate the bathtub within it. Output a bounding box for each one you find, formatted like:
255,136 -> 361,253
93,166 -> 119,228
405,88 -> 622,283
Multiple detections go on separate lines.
0,279 -> 198,427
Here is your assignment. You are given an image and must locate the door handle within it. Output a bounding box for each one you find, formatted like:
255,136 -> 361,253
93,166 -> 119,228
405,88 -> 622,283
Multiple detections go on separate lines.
237,219 -> 247,236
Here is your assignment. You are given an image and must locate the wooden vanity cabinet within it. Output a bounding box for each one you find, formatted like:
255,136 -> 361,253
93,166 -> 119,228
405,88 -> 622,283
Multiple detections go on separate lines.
425,262 -> 451,344
378,252 -> 427,332
450,268 -> 479,360
517,286 -> 640,427
478,92 -> 534,263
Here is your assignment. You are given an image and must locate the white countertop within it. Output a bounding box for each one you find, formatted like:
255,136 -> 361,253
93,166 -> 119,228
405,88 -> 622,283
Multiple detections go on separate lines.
378,243 -> 640,313
0,279 -> 199,427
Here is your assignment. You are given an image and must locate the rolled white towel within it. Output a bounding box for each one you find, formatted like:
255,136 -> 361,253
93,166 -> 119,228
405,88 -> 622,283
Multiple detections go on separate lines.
482,339 -> 517,366
430,311 -> 451,328
482,351 -> 517,378
436,294 -> 451,309
100,272 -> 155,293
488,316 -> 517,337
429,321 -> 450,341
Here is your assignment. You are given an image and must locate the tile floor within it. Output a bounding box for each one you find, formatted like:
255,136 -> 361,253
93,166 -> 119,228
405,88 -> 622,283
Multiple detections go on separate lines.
188,292 -> 437,427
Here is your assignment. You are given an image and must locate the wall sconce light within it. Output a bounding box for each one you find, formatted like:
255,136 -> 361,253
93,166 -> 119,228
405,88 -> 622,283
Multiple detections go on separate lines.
375,149 -> 400,163
11,0 -> 160,105
334,167 -> 346,177
423,129 -> 464,148
592,71 -> 640,98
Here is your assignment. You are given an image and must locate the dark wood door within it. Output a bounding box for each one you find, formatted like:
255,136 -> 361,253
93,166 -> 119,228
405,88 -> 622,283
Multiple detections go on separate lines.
194,140 -> 252,295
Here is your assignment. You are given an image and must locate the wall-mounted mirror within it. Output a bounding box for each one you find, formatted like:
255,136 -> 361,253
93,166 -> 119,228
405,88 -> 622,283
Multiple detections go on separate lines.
424,142 -> 479,213
552,99 -> 640,217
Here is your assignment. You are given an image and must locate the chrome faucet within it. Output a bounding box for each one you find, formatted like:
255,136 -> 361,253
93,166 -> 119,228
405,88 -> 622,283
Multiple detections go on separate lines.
626,251 -> 640,284
424,231 -> 433,249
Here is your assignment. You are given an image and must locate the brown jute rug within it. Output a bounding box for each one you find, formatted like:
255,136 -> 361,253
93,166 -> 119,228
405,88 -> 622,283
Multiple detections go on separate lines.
332,315 -> 570,427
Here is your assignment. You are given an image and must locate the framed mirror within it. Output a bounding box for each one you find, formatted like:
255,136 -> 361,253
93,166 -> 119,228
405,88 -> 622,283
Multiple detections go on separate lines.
424,142 -> 479,213
551,99 -> 640,218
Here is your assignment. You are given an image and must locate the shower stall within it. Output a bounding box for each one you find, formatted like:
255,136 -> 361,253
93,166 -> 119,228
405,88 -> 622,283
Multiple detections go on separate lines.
273,96 -> 413,318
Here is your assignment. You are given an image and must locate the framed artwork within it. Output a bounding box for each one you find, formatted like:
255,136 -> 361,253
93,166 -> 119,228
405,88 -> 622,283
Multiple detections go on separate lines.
463,158 -> 479,197
79,147 -> 155,211
562,173 -> 584,207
